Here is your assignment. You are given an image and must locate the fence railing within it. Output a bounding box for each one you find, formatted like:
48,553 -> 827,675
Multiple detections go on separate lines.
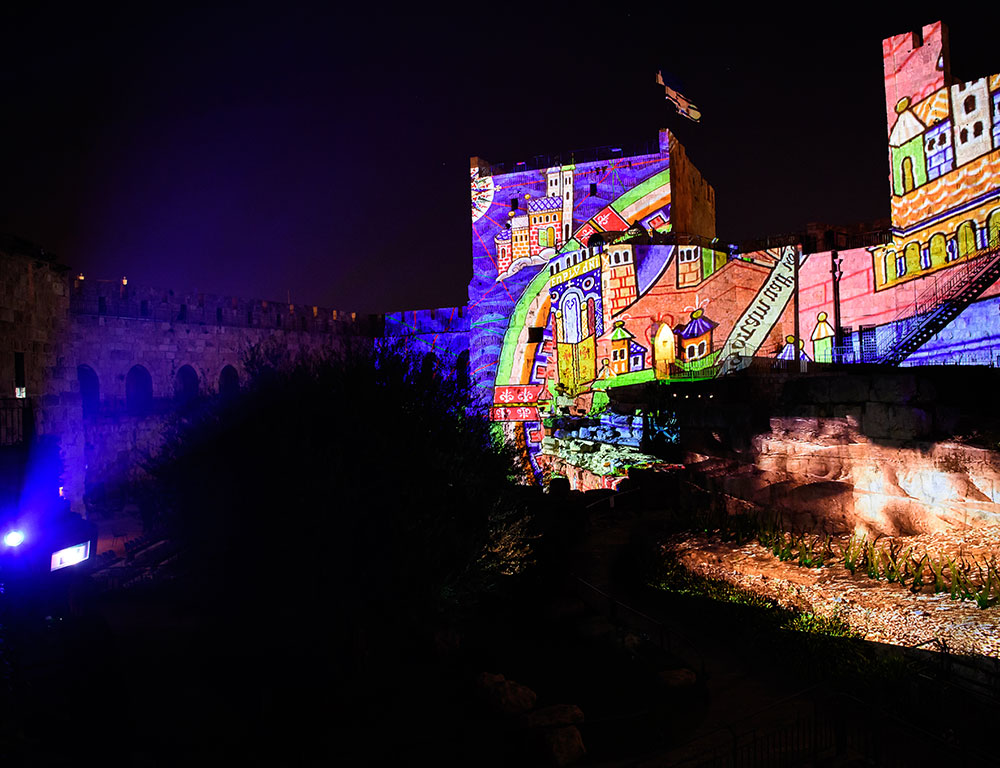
869,232 -> 1000,365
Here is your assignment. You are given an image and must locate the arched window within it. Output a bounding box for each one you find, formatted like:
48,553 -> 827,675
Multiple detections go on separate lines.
126,365 -> 153,416
901,157 -> 915,193
929,233 -> 947,266
988,210 -> 1000,249
958,221 -> 977,257
974,121 -> 984,138
904,242 -> 920,273
687,344 -> 696,358
562,292 -> 582,344
698,341 -> 706,356
77,365 -> 100,417
219,365 -> 239,399
964,95 -> 976,114
175,365 -> 199,405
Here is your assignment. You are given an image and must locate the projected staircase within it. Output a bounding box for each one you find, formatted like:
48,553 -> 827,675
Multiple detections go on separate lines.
874,236 -> 1000,366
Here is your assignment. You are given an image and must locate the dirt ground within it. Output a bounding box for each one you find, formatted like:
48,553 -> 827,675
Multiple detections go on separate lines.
668,524 -> 1000,657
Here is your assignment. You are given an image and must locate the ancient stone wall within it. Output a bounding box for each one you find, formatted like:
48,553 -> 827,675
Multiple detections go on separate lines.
627,366 -> 1000,535
2,247 -> 382,516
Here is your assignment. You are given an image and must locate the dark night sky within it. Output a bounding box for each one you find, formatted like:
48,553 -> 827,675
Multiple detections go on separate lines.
3,6 -> 999,314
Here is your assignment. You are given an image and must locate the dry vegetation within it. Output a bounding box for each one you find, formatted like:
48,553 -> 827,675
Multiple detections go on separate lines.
665,524 -> 1000,657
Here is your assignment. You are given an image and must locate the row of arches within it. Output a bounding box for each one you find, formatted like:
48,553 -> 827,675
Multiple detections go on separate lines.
885,211 -> 1000,283
77,363 -> 241,418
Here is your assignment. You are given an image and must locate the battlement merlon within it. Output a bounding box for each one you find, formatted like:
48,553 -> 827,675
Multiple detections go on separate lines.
68,277 -> 381,334
883,21 -> 951,137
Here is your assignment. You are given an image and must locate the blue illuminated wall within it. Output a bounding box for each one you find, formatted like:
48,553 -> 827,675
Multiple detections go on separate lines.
382,306 -> 470,368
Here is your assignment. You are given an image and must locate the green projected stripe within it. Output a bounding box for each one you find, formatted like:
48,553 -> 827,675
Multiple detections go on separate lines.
496,172 -> 667,385
610,169 -> 670,213
592,369 -> 655,390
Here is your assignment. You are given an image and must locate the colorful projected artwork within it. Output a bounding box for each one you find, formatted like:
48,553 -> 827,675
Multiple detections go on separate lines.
451,20 -> 1000,490
794,21 -> 1000,369
468,131 -> 809,487
872,21 -> 1000,292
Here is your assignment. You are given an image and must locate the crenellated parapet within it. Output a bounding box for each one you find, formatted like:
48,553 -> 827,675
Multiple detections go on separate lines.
69,276 -> 383,336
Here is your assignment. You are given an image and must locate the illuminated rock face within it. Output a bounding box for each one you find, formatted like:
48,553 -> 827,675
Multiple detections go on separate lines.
748,422 -> 1000,535
683,369 -> 1000,536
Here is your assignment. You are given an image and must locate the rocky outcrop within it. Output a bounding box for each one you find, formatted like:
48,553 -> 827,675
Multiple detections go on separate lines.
474,672 -> 537,715
666,367 -> 1000,536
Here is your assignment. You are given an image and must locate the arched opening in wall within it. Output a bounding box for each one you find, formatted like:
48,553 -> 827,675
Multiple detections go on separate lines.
219,365 -> 240,399
958,220 -> 977,257
174,365 -> 199,405
901,157 -> 915,194
653,324 -> 676,377
126,365 -> 153,417
988,210 -> 1000,249
929,233 -> 947,267
455,350 -> 469,389
904,242 -> 920,273
77,365 -> 100,417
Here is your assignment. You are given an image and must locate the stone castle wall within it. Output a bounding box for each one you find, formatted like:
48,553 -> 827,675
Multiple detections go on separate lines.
1,246 -> 381,516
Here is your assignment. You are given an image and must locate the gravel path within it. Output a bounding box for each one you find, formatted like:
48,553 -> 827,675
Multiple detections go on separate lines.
668,526 -> 1000,658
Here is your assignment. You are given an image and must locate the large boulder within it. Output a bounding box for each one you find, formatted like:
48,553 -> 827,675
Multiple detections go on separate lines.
541,725 -> 586,766
474,672 -> 537,715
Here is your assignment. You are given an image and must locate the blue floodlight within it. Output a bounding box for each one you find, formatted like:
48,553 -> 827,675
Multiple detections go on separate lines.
4,530 -> 25,547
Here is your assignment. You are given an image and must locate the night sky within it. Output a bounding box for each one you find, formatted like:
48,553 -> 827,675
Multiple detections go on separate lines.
3,7 -> 999,314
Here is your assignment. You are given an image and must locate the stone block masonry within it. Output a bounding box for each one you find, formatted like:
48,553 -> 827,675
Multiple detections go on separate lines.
1,242 -> 383,515
625,365 -> 1000,536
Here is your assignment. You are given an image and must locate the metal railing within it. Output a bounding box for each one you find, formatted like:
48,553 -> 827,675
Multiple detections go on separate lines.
872,232 -> 1000,365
